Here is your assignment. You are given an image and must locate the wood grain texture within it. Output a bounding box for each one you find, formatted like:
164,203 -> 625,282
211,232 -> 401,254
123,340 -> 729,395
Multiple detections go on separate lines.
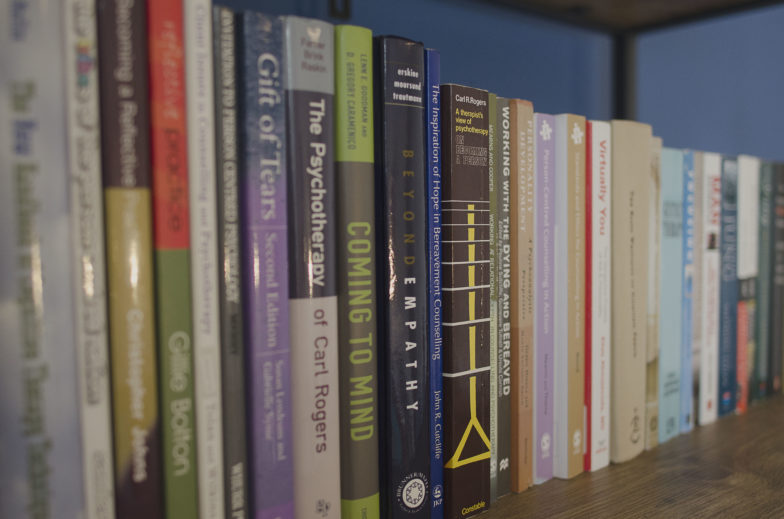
487,396 -> 784,518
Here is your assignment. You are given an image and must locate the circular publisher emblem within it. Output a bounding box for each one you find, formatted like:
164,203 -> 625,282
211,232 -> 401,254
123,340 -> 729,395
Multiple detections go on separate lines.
397,472 -> 428,513
541,433 -> 551,457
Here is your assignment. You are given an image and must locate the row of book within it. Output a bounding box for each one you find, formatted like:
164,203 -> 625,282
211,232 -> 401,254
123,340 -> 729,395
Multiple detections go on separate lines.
2,1 -> 783,519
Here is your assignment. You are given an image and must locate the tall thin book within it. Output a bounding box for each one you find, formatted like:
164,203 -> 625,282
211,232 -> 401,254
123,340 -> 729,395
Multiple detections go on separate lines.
645,136 -> 662,450
718,157 -> 739,416
681,150 -> 696,432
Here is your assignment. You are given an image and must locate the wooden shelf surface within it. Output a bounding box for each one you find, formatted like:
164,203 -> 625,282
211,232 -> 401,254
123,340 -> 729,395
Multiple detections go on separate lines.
486,396 -> 784,518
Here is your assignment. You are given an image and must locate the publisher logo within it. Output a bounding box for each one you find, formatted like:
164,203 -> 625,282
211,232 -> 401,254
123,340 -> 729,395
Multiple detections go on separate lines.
540,433 -> 551,458
397,472 -> 428,513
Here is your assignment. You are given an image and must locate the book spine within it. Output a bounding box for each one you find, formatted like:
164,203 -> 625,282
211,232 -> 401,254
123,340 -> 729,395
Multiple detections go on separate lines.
736,155 -> 760,413
184,1 -> 226,515
770,164 -> 784,395
584,121 -> 592,473
237,12 -> 293,519
441,83 -> 491,519
533,113 -> 555,484
495,98 -> 512,494
658,148 -> 683,444
609,120 -> 650,463
284,17 -> 341,519
335,25 -> 380,519
147,0 -> 198,516
1,3 -> 87,516
719,157 -> 739,416
510,99 -> 535,491
754,162 -> 773,400
645,137 -> 662,449
97,0 -> 163,515
681,151 -> 695,431
425,48 -> 445,518
588,121 -> 610,471
213,7 -> 249,519
691,152 -> 703,425
488,93 -> 498,504
699,153 -> 721,425
65,0 -> 117,516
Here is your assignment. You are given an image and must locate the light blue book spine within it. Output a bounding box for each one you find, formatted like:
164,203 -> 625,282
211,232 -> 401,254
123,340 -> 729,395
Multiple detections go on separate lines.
681,151 -> 696,433
658,148 -> 683,444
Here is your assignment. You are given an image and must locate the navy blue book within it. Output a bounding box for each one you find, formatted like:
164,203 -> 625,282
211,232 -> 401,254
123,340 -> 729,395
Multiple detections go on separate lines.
769,164 -> 784,394
375,36 -> 431,518
424,47 -> 443,519
718,157 -> 739,416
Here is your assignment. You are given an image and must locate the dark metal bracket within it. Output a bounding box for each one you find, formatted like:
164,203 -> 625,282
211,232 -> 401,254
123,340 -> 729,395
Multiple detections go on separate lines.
329,0 -> 351,19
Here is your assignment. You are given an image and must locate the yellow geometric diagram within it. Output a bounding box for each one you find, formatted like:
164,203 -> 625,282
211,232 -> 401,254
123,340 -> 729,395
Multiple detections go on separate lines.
445,204 -> 491,469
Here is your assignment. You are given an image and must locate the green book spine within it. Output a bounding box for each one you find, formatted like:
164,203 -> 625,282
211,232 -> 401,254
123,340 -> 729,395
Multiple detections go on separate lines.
488,93 -> 499,503
335,25 -> 380,519
755,162 -> 774,400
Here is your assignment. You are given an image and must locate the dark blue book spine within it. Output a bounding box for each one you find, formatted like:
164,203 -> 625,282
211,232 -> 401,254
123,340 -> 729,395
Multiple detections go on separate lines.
237,12 -> 294,519
769,164 -> 784,394
718,157 -> 738,416
424,48 -> 443,519
681,150 -> 695,431
375,36 -> 430,518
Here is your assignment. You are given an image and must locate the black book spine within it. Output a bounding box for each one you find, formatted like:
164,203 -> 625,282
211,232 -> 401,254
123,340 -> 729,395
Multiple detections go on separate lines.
769,165 -> 784,394
375,36 -> 430,518
213,7 -> 248,519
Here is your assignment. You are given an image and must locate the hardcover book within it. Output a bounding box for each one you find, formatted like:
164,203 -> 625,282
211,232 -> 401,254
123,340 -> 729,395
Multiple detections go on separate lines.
736,155 -> 760,414
585,120 -> 611,471
148,1 -> 198,515
533,113 -> 555,484
719,157 -> 739,416
335,24 -> 380,519
510,99 -> 535,491
237,12 -> 293,519
699,152 -> 722,425
681,150 -> 696,432
97,0 -> 164,515
610,120 -> 651,463
658,148 -> 683,444
213,7 -> 249,518
770,163 -> 784,394
553,114 -> 586,480
375,36 -> 430,519
425,48 -> 445,518
754,161 -> 774,400
645,136 -> 662,450
441,83 -> 491,519
284,16 -> 341,519
488,92 -> 499,504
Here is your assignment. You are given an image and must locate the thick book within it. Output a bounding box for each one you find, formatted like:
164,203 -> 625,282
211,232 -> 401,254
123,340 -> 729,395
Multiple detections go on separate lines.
184,1 -> 226,516
214,7 -> 249,519
66,0 -> 117,516
335,24 -> 380,519
645,136 -> 662,450
754,161 -> 774,400
237,12 -> 293,519
610,120 -> 651,463
681,150 -> 696,431
0,2 -> 88,516
147,1 -> 198,515
736,155 -> 760,414
718,156 -> 739,416
441,83 -> 491,519
691,152 -> 704,423
425,48 -> 444,517
496,97 -> 513,491
553,114 -> 585,480
510,99 -> 535,491
533,113 -> 555,484
375,36 -> 430,518
97,0 -> 163,515
658,148 -> 683,444
488,93 -> 499,505
285,17 -> 341,519
699,152 -> 722,425
770,163 -> 784,394
585,120 -> 611,472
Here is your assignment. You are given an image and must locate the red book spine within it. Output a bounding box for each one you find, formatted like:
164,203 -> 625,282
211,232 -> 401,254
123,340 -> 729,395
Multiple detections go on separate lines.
736,302 -> 749,414
584,122 -> 593,472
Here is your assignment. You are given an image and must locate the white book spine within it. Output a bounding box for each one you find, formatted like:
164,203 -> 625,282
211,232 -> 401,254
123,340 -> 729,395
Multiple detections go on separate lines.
1,1 -> 86,516
185,1 -> 225,517
65,0 -> 116,517
552,114 -> 569,478
589,121 -> 611,471
699,152 -> 722,425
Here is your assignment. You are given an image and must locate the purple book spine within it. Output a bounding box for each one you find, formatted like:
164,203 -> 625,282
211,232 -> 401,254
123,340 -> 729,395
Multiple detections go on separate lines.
238,12 -> 294,519
534,113 -> 555,483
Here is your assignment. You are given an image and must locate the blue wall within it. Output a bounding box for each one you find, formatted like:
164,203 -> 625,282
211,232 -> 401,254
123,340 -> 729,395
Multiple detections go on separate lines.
636,4 -> 784,161
222,0 -> 613,120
